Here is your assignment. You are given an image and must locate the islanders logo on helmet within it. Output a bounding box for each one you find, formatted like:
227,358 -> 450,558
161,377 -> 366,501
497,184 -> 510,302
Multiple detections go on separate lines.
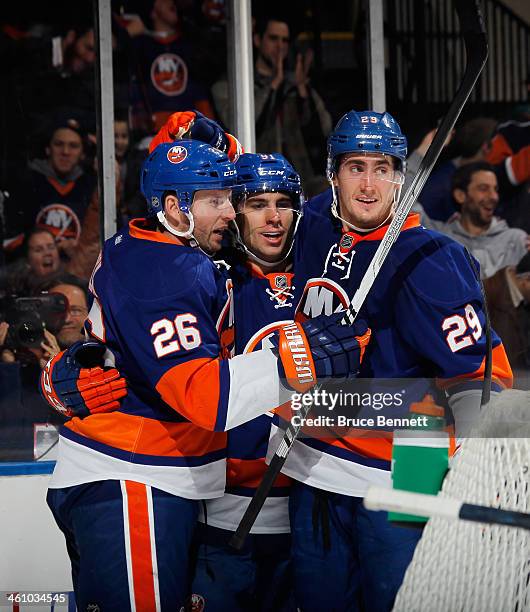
327,110 -> 407,179
167,145 -> 188,164
140,140 -> 237,218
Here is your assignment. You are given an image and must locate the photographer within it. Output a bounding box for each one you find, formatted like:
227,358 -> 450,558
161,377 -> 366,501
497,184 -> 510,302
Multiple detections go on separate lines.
1,273 -> 88,366
0,273 -> 88,460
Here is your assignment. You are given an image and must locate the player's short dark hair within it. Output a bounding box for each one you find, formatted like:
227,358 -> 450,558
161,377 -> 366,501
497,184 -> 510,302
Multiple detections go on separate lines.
452,161 -> 496,194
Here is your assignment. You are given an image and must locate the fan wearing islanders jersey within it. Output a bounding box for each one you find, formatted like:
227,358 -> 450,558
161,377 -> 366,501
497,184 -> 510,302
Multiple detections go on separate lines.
40,136 -> 367,611
265,110 -> 514,612
190,153 -> 304,611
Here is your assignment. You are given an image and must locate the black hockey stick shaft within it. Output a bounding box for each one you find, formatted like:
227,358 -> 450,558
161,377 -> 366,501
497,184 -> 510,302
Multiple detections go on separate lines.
365,487 -> 530,530
459,503 -> 530,530
230,0 -> 488,550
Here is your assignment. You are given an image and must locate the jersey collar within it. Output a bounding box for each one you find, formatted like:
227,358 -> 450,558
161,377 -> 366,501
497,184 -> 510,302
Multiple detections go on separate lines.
129,218 -> 188,246
341,212 -> 421,243
245,260 -> 293,279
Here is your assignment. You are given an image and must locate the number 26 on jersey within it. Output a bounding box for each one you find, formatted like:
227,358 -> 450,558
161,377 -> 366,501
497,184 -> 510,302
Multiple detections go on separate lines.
442,304 -> 483,353
151,314 -> 202,357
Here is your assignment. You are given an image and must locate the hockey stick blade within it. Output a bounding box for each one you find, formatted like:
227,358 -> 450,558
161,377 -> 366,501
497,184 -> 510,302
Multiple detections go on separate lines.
230,0 -> 488,550
364,486 -> 530,530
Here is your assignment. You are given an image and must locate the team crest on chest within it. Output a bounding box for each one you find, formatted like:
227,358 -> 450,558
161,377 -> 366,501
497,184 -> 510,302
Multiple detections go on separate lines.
275,274 -> 288,290
266,273 -> 294,309
295,277 -> 350,322
340,233 -> 354,251
323,232 -> 358,280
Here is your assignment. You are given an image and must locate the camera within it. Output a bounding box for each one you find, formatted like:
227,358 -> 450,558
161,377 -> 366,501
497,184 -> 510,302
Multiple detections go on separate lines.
1,293 -> 67,349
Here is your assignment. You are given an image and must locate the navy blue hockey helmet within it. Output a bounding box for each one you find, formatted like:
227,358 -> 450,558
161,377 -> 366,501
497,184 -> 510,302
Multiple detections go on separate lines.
235,153 -> 303,210
326,110 -> 407,179
140,140 -> 237,217
232,153 -> 304,266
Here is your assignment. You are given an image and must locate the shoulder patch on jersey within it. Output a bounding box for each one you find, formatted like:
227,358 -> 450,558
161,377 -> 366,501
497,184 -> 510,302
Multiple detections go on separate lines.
391,228 -> 482,306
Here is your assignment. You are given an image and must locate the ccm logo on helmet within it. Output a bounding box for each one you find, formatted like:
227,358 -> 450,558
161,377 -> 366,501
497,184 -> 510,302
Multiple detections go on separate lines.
167,145 -> 188,164
258,169 -> 285,176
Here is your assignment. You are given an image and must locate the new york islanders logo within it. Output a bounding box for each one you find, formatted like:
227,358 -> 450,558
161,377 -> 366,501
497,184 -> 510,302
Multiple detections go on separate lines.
151,53 -> 188,96
36,204 -> 81,241
295,277 -> 350,322
167,145 -> 188,164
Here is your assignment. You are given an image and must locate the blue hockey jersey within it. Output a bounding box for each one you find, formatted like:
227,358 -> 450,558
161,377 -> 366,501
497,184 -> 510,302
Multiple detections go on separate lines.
202,261 -> 296,533
49,220 -> 284,499
268,189 -> 513,497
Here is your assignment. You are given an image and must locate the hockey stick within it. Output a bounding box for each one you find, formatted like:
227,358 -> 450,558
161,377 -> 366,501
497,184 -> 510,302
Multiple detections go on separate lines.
364,486 -> 530,530
230,0 -> 488,550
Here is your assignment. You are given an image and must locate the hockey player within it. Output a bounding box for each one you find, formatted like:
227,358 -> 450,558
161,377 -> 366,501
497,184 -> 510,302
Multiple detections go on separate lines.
265,110 -> 514,611
40,138 -> 369,610
190,153 -> 305,611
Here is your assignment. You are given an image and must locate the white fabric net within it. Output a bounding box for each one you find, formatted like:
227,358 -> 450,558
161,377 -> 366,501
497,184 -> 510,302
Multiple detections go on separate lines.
393,389 -> 530,612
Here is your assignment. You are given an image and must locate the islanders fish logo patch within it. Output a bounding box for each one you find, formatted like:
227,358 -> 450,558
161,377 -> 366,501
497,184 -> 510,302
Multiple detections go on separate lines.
36,204 -> 81,241
167,145 -> 188,164
151,53 -> 188,96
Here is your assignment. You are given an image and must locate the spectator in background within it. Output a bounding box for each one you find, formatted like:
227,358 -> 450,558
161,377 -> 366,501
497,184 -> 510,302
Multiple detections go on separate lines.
40,273 -> 89,350
4,118 -> 96,261
484,253 -> 530,375
212,12 -> 332,190
423,162 -> 528,279
486,114 -> 530,233
417,117 -> 498,221
4,228 -> 63,297
114,110 -> 148,221
118,0 -> 215,135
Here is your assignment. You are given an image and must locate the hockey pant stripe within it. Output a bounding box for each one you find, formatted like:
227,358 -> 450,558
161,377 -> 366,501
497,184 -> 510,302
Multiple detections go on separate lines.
121,481 -> 161,612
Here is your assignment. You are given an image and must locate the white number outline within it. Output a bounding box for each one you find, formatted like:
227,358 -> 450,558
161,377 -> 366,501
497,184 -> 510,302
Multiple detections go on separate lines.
151,313 -> 201,358
442,303 -> 483,353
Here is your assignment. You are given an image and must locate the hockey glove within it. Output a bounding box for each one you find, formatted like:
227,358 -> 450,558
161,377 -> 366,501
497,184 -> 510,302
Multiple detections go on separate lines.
40,340 -> 127,418
149,110 -> 243,161
272,313 -> 371,392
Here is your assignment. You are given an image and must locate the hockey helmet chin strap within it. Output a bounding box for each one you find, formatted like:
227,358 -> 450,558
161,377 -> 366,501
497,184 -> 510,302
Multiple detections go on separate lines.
157,209 -> 217,258
157,209 -> 198,246
232,210 -> 302,269
329,178 -> 403,234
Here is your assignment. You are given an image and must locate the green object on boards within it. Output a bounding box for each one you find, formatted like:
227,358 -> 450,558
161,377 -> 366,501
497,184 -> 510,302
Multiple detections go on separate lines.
389,396 -> 449,523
